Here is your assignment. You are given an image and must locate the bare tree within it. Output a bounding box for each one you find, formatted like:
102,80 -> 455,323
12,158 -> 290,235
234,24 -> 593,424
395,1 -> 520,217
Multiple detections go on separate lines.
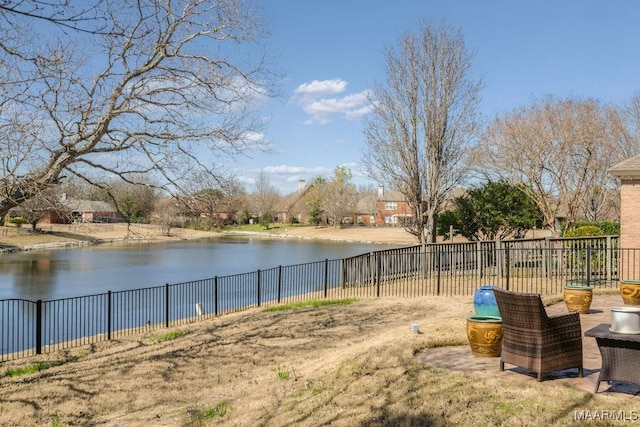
90,178 -> 159,221
363,22 -> 482,244
179,173 -> 247,228
12,186 -> 67,231
621,92 -> 640,151
476,96 -> 632,236
152,196 -> 181,237
0,0 -> 277,219
0,1 -> 112,36
250,171 -> 280,218
323,166 -> 357,227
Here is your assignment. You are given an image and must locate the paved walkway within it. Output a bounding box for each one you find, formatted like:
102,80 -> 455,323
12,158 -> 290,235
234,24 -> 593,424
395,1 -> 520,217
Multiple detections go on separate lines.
415,293 -> 640,397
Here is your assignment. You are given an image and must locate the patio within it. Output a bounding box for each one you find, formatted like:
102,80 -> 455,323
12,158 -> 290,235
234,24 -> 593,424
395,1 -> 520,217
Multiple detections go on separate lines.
415,292 -> 640,397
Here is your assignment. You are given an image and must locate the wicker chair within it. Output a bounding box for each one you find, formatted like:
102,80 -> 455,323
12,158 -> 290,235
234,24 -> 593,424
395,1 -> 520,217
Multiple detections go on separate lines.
493,288 -> 583,381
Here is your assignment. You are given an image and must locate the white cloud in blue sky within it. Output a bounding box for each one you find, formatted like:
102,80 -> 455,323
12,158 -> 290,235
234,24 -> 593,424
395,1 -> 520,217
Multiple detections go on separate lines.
292,79 -> 372,125
294,79 -> 347,97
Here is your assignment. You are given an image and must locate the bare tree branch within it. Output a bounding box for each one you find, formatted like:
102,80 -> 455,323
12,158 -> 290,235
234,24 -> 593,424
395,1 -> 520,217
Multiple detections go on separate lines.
0,0 -> 278,218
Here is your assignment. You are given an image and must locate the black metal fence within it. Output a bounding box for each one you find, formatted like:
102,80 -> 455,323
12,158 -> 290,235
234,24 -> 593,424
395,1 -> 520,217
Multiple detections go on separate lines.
0,235 -> 633,362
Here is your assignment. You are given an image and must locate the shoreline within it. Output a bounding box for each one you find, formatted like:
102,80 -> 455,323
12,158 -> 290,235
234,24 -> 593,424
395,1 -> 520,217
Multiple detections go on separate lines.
0,224 -> 420,253
223,228 -> 418,246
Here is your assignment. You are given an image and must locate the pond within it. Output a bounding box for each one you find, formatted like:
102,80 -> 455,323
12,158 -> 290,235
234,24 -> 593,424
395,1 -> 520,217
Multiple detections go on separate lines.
0,236 -> 404,301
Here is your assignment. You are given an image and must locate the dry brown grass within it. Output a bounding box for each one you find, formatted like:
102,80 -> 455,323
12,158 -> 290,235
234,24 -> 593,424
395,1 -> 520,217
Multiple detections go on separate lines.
0,224 -> 222,251
0,295 -> 635,426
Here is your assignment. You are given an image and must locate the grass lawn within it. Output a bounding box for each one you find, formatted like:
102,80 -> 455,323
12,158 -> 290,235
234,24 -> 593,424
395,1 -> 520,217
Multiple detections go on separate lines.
0,293 -> 635,426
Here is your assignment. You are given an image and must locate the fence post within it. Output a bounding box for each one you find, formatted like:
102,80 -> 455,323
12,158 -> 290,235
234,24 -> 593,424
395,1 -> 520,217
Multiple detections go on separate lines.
165,283 -> 169,328
436,249 -> 441,296
542,239 -> 548,278
476,241 -> 482,279
606,236 -> 612,282
35,300 -> 42,355
257,269 -> 261,307
324,259 -> 329,298
495,239 -> 502,279
369,252 -> 374,287
586,247 -> 592,287
107,291 -> 112,340
214,276 -> 218,316
376,253 -> 381,297
505,245 -> 510,291
277,266 -> 282,303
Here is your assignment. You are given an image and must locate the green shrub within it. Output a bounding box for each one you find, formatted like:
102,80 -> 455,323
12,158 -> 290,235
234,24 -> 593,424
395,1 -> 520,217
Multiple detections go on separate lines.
7,217 -> 28,227
568,221 -> 619,236
259,212 -> 274,230
564,225 -> 603,237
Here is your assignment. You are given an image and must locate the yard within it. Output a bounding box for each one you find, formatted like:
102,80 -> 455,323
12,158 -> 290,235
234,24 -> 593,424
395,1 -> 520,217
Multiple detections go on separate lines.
0,290 -> 636,426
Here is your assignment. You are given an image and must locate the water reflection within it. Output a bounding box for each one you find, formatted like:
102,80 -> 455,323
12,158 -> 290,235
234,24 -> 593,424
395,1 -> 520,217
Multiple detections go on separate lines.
0,236 -> 400,301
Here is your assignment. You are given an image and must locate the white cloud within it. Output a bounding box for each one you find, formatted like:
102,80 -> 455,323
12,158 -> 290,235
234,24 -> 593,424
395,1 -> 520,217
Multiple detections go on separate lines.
263,164 -> 330,175
302,90 -> 373,124
292,79 -> 372,125
294,79 -> 347,96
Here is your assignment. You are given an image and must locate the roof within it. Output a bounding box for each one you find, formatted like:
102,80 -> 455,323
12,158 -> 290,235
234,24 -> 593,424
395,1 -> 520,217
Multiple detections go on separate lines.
378,190 -> 407,202
355,195 -> 376,214
608,155 -> 640,179
274,184 -> 310,213
64,199 -> 118,213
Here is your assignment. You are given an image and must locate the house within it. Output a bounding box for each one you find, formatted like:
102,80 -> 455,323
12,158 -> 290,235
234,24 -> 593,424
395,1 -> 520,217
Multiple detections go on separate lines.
274,180 -> 311,224
366,186 -> 470,227
374,187 -> 413,227
608,155 -> 640,278
354,194 -> 376,225
609,155 -> 640,250
7,194 -> 123,225
63,198 -> 123,223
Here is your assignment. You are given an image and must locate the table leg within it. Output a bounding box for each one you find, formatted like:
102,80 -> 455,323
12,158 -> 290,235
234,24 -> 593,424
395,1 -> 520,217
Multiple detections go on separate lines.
593,337 -> 640,393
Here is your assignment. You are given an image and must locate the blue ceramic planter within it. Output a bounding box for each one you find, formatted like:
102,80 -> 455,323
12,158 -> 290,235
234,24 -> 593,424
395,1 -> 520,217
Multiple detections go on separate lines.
473,285 -> 501,318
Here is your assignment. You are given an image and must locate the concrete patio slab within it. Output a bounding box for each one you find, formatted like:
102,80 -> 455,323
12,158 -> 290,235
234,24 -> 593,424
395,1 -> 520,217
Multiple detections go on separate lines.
415,293 -> 640,398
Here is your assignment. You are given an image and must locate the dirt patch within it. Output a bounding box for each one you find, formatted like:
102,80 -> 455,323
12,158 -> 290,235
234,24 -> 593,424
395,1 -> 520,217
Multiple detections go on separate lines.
0,223 -> 223,251
260,225 -> 419,245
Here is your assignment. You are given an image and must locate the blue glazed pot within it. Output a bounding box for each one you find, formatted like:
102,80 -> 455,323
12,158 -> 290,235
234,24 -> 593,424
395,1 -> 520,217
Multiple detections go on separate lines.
473,285 -> 501,318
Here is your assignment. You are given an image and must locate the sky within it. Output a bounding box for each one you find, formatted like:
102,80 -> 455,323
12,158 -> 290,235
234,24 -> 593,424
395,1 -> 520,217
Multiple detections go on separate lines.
232,1 -> 640,194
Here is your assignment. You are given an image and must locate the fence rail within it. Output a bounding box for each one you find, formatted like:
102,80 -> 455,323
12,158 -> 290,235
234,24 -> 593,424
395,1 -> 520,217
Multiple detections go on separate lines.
0,235 -> 632,362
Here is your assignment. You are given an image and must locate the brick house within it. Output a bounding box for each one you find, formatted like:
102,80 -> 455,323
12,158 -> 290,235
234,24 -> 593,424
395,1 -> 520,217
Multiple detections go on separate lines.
374,187 -> 413,227
609,156 -> 640,249
62,198 -> 123,223
609,156 -> 640,277
354,195 -> 377,225
8,194 -> 123,225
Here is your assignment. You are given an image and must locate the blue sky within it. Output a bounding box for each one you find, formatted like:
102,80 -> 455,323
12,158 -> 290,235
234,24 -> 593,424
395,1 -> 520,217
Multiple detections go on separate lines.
233,1 -> 640,194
